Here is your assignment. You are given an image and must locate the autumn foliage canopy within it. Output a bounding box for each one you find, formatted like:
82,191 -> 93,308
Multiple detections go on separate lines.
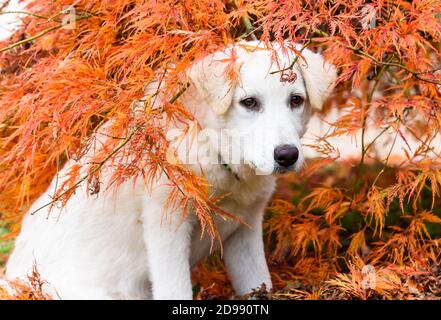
0,0 -> 441,299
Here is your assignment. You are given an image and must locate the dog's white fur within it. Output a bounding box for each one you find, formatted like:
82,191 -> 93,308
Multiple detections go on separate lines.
5,41 -> 336,299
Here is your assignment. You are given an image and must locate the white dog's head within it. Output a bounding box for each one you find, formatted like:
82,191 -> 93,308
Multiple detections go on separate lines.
186,41 -> 336,176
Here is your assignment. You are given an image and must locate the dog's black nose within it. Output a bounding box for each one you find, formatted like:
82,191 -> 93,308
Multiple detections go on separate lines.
274,144 -> 299,168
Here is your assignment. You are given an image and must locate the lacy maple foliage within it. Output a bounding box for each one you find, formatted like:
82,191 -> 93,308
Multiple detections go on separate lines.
0,0 -> 441,299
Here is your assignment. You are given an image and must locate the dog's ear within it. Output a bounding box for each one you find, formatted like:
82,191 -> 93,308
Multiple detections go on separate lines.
297,49 -> 337,111
187,50 -> 242,115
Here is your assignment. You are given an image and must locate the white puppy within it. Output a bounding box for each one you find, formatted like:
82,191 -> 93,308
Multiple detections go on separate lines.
5,41 -> 336,299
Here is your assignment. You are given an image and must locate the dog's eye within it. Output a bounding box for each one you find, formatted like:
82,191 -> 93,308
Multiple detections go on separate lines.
240,97 -> 260,111
290,95 -> 304,109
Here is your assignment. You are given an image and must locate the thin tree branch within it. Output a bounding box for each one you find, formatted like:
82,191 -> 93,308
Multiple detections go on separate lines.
241,16 -> 257,41
0,14 -> 93,53
269,40 -> 312,75
0,11 -> 49,20
0,0 -> 11,12
347,46 -> 441,85
311,28 -> 441,85
359,58 -> 391,171
29,85 -> 189,215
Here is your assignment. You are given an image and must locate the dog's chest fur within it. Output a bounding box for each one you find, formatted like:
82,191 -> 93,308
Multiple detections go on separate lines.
189,165 -> 276,264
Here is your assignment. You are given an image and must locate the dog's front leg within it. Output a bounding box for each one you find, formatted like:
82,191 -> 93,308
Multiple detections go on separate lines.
141,208 -> 194,300
223,209 -> 272,296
